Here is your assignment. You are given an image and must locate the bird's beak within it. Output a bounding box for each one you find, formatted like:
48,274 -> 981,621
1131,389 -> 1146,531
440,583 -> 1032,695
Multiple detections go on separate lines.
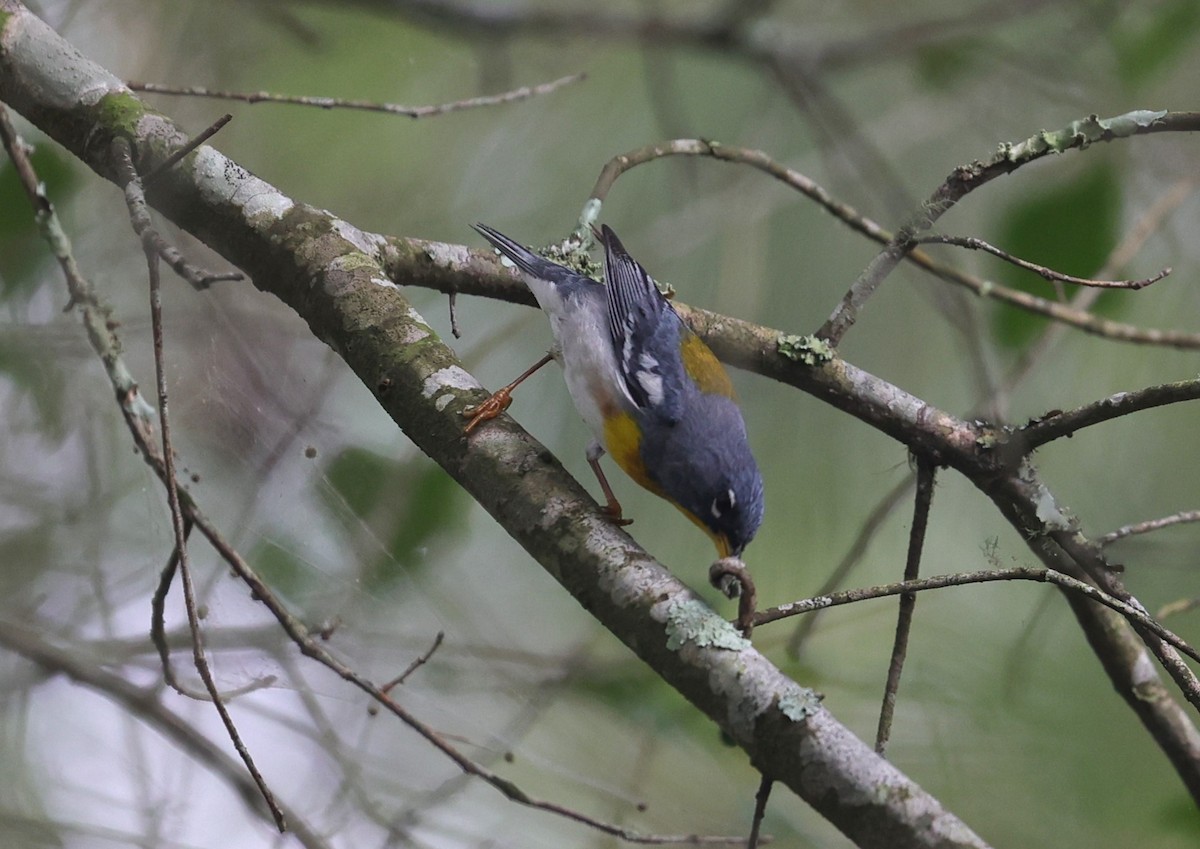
714,534 -> 732,559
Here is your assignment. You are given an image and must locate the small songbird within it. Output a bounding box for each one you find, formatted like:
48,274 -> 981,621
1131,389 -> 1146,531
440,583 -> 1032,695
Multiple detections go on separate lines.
466,223 -> 764,559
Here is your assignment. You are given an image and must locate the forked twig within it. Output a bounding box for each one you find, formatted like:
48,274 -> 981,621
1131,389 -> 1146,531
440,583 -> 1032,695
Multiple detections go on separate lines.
113,137 -> 286,831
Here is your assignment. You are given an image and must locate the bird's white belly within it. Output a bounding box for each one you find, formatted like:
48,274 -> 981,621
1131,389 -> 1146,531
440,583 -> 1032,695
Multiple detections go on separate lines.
549,310 -> 628,444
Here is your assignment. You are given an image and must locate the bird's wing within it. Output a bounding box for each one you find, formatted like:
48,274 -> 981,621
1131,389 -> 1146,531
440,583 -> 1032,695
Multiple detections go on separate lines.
601,225 -> 686,424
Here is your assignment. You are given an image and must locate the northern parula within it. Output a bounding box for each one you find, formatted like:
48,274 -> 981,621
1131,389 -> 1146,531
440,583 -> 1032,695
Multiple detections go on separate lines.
467,223 -> 764,559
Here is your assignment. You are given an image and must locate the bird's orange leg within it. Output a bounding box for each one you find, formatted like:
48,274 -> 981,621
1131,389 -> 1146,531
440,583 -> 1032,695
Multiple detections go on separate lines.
462,352 -> 554,434
588,452 -> 634,527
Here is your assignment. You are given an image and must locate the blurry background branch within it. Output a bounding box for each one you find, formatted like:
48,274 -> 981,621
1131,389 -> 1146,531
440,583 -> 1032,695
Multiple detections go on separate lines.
0,620 -> 331,849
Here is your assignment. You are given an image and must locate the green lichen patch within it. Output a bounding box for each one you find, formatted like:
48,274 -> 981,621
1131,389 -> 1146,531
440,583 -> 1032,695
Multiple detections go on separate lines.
777,333 -> 835,366
541,238 -> 603,281
664,597 -> 751,651
96,91 -> 150,135
997,110 -> 1168,163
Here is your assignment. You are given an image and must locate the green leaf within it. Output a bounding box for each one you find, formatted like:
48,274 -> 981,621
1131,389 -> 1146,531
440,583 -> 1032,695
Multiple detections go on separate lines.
364,464 -> 465,591
990,161 -> 1123,350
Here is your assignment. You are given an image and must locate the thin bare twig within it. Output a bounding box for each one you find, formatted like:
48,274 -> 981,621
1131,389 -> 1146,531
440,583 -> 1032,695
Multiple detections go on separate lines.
128,73 -> 585,119
448,290 -> 462,338
918,233 -> 1171,290
143,112 -> 232,185
819,110 -> 1200,344
875,459 -> 936,755
576,139 -> 1200,351
148,499 -> 276,702
381,630 -> 445,693
588,138 -> 881,240
150,522 -> 198,695
110,137 -> 242,289
751,566 -> 1200,665
746,775 -> 774,849
1158,598 -> 1200,621
991,176 -> 1200,410
1100,510 -> 1200,547
1018,379 -> 1200,450
1043,530 -> 1200,714
113,137 -> 286,832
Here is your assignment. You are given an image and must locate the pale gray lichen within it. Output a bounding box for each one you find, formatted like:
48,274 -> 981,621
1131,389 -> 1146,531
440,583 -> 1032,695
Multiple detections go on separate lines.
421,365 -> 479,399
192,146 -> 293,222
577,197 -> 602,233
664,598 -> 751,651
1034,489 -> 1072,531
1097,109 -> 1168,135
778,682 -> 823,721
370,274 -> 400,291
333,218 -> 386,256
426,240 -> 474,269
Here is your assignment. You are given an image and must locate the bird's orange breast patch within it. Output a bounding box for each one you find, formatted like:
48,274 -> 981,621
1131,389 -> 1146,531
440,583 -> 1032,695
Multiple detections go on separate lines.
603,411 -> 661,494
680,333 -> 736,399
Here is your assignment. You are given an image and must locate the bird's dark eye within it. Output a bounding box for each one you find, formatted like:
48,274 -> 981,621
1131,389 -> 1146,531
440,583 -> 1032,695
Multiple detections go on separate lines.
710,488 -> 737,519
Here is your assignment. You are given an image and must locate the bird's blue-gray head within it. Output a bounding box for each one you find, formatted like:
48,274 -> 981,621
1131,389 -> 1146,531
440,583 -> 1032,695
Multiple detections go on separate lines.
641,393 -> 764,558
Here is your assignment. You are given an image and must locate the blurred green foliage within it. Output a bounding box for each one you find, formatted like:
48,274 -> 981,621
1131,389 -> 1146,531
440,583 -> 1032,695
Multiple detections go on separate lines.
322,445 -> 466,591
0,142 -> 77,299
1110,0 -> 1200,88
990,161 -> 1122,349
0,332 -> 67,438
915,40 -> 982,90
251,538 -> 317,604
